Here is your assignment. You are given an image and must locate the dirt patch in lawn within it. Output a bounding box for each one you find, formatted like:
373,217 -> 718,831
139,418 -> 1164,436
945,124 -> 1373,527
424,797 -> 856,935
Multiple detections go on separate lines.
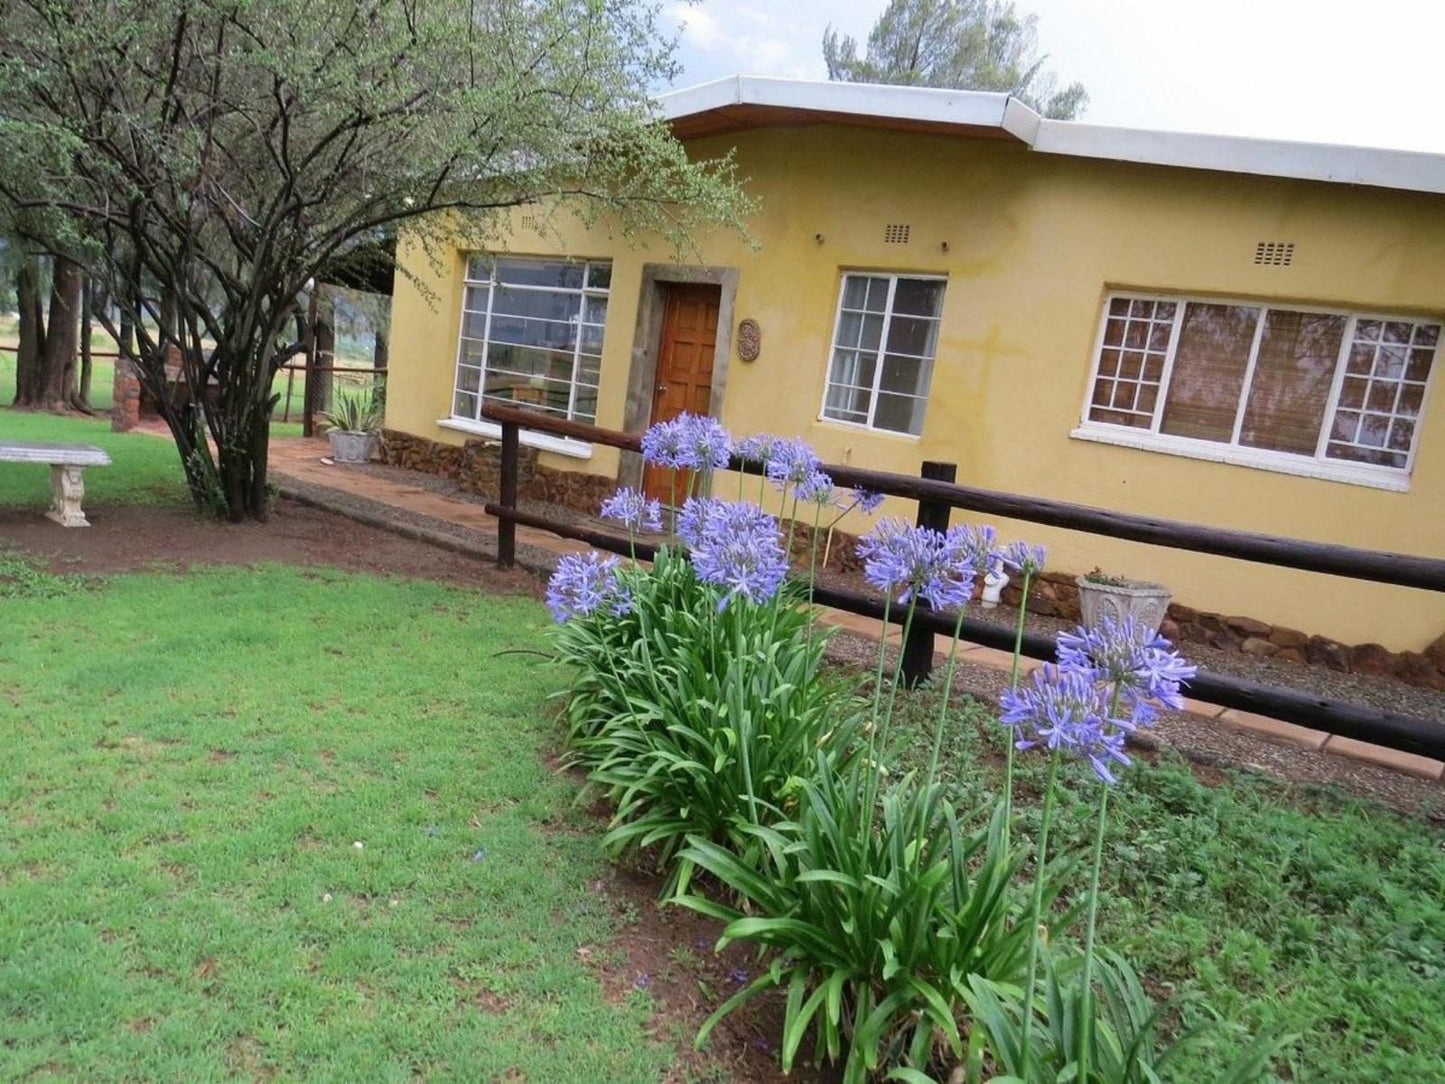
0,499 -> 542,597
576,861 -> 841,1084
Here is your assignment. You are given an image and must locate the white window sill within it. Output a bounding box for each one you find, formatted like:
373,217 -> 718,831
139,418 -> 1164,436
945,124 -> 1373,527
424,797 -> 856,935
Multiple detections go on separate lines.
814,413 -> 923,442
1069,424 -> 1411,492
437,417 -> 594,460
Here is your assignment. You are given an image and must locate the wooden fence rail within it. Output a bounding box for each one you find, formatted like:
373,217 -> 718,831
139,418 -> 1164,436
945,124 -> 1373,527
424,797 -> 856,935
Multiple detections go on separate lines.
478,402 -> 1445,760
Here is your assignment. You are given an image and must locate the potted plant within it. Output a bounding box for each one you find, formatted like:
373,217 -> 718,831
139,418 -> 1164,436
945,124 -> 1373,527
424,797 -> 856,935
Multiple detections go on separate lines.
1075,567 -> 1172,636
320,388 -> 381,464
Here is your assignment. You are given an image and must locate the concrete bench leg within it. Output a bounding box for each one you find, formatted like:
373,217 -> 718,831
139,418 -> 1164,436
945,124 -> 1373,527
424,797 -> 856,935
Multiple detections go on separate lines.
46,464 -> 89,527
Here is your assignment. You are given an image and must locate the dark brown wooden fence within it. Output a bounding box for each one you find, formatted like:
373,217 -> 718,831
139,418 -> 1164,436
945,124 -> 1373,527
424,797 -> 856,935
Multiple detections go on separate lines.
479,402 -> 1445,760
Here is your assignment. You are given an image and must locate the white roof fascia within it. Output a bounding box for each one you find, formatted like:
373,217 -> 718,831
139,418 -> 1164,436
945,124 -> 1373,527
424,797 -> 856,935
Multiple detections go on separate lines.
659,75 -> 1016,132
659,75 -> 1445,195
1031,120 -> 1445,195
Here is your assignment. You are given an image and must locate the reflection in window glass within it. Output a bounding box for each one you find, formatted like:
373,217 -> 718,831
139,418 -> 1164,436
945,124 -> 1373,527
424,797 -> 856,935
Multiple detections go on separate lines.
1084,294 -> 1439,478
453,257 -> 609,425
822,273 -> 946,435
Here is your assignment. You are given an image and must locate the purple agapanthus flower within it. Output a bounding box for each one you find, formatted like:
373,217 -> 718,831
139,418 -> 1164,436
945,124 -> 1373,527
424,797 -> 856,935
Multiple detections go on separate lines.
676,496 -> 721,549
735,433 -> 782,465
1056,614 -> 1196,721
1003,541 -> 1048,577
689,500 -> 789,609
849,488 -> 885,516
999,664 -> 1133,783
684,414 -> 733,471
945,523 -> 1006,578
859,520 -> 975,610
640,417 -> 692,470
795,469 -> 836,507
546,552 -> 628,623
600,487 -> 663,534
765,438 -> 821,488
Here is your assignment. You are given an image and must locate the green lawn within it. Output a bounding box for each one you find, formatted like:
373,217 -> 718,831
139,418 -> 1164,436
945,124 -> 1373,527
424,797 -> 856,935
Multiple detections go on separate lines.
892,689 -> 1445,1083
0,564 -> 678,1082
0,411 -> 188,508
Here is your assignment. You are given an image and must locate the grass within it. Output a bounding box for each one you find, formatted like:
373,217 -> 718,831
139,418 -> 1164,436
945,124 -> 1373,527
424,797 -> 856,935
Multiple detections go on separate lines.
0,411 -> 188,508
0,563 -> 679,1082
889,684 -> 1445,1083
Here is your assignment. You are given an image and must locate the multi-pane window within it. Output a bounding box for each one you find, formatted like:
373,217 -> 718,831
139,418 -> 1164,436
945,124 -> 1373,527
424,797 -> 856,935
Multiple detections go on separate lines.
1084,294 -> 1438,477
452,256 -> 609,426
821,272 -> 946,435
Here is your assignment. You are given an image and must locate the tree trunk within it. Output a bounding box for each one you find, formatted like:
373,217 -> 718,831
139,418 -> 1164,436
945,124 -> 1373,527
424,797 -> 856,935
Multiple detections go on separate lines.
78,274 -> 94,407
312,287 -> 335,414
12,254 -> 45,406
372,319 -> 388,403
38,257 -> 82,412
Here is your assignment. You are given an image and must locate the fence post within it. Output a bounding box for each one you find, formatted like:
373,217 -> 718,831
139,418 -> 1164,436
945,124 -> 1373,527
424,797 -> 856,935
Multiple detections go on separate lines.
901,460 -> 958,686
497,419 -> 519,569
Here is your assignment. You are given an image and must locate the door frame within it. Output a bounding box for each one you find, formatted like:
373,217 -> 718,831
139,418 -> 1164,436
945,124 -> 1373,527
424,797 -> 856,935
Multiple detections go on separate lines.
618,263 -> 739,491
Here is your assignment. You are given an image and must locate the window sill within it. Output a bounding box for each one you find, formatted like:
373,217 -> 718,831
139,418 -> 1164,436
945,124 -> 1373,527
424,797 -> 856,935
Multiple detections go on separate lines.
1069,424 -> 1411,492
813,414 -> 923,442
437,417 -> 594,461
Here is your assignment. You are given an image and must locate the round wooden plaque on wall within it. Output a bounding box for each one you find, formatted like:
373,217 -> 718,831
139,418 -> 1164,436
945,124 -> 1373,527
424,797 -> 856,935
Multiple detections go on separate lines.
737,318 -> 761,362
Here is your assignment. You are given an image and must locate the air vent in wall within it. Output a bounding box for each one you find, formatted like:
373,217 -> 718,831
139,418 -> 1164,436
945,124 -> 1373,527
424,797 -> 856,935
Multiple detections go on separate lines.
521,215 -> 538,230
1253,241 -> 1294,266
884,223 -> 911,244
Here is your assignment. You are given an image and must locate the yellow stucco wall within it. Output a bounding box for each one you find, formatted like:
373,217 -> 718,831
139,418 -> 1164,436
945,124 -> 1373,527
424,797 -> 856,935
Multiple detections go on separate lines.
386,125 -> 1445,651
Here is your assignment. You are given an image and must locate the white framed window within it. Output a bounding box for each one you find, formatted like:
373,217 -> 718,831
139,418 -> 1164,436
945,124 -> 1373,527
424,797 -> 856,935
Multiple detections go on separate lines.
1075,292 -> 1439,489
820,272 -> 947,436
451,255 -> 610,427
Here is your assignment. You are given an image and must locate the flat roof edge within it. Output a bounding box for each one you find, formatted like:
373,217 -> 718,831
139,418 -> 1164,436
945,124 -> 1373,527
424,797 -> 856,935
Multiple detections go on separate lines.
658,75 -> 1445,196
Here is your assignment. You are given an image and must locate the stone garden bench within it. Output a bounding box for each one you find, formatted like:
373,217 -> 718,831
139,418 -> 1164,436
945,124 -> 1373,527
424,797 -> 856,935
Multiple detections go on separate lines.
0,441 -> 112,527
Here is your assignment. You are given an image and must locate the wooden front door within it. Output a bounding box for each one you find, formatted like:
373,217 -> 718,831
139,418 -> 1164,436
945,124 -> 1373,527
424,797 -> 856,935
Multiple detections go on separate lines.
643,284 -> 720,503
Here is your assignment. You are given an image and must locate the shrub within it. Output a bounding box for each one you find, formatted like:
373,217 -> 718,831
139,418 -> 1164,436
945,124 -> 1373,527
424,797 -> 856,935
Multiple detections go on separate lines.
676,758 -> 1057,1083
554,548 -> 861,891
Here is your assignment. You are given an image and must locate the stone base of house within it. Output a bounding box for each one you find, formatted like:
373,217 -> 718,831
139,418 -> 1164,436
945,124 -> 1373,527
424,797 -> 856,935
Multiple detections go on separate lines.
378,429 -> 614,514
1002,572 -> 1445,692
378,434 -> 1445,691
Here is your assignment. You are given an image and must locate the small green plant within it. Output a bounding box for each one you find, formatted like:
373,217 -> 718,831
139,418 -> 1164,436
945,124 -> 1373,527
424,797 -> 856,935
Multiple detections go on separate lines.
0,547 -> 88,599
1082,567 -> 1131,587
320,388 -> 382,434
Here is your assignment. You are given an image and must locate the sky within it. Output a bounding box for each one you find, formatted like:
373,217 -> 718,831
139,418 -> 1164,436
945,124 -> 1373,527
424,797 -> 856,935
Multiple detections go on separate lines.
664,0 -> 1445,155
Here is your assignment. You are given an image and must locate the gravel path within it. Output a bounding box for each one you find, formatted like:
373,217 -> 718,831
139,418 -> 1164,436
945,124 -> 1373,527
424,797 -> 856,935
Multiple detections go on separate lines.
821,629 -> 1445,820
813,565 -> 1445,725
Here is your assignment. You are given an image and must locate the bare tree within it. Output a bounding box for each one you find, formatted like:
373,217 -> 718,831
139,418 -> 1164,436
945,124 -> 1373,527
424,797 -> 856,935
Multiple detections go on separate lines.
0,0 -> 749,519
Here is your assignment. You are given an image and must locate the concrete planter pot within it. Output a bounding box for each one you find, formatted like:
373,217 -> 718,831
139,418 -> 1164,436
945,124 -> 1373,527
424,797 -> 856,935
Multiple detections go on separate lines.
328,430 -> 377,464
1076,576 -> 1172,636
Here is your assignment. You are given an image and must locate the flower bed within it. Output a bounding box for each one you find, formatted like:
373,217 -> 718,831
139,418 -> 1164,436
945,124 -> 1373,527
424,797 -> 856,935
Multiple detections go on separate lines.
545,414 -> 1291,1083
